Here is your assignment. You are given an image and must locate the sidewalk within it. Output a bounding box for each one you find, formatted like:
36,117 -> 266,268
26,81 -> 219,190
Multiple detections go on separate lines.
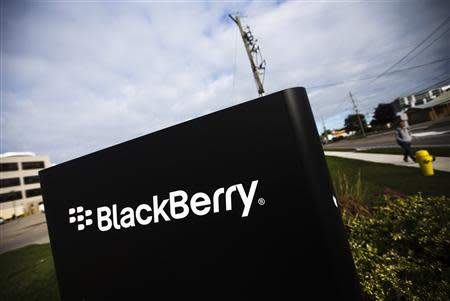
324,151 -> 450,173
0,212 -> 49,254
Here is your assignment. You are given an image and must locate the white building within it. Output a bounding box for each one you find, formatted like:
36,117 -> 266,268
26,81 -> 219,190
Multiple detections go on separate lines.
391,84 -> 450,113
0,152 -> 51,220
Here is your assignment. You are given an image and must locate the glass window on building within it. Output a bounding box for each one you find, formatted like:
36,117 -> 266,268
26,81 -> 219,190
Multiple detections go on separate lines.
24,175 -> 40,185
22,161 -> 45,170
431,89 -> 441,97
416,93 -> 428,101
26,188 -> 42,198
0,191 -> 22,203
0,177 -> 21,188
0,163 -> 19,172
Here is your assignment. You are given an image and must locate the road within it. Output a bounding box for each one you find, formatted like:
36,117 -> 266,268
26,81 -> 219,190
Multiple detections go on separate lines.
323,117 -> 450,150
0,212 -> 50,254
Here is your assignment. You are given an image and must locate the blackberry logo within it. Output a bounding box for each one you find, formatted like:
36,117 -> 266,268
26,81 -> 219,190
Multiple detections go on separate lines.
69,206 -> 93,231
68,180 -> 260,232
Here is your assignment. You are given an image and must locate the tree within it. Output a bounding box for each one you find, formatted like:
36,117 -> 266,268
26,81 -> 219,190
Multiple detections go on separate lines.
345,114 -> 367,133
371,103 -> 397,127
320,129 -> 332,136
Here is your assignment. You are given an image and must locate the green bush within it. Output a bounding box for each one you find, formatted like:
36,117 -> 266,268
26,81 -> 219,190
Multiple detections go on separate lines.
343,194 -> 450,301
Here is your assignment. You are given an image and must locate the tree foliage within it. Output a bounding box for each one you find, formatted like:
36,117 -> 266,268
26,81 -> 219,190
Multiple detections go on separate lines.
345,114 -> 367,132
371,104 -> 397,127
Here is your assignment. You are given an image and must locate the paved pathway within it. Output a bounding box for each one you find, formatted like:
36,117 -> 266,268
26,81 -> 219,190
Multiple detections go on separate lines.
0,212 -> 50,254
324,151 -> 450,173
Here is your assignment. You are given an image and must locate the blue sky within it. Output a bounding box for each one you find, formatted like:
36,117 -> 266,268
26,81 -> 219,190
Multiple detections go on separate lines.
1,0 -> 449,163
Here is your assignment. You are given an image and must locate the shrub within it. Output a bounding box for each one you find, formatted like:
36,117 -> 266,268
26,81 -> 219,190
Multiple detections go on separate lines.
333,170 -> 370,215
343,194 -> 450,301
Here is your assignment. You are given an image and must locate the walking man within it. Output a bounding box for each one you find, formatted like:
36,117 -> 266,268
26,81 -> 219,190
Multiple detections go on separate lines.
395,120 -> 415,162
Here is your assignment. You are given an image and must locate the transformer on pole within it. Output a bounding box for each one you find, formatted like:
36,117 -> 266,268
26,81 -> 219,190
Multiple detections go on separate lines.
229,14 -> 266,97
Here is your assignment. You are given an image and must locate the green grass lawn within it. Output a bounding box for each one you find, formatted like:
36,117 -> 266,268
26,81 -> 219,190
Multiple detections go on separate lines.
0,244 -> 59,301
326,156 -> 450,199
1,157 -> 449,300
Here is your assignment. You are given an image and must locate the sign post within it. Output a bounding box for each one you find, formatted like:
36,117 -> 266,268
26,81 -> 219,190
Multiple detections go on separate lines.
40,87 -> 361,300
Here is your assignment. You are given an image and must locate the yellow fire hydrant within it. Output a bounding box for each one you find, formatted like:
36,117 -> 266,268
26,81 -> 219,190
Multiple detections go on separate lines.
415,150 -> 434,176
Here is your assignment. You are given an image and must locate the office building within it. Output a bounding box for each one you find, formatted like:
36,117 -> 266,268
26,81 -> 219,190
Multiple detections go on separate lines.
0,152 -> 50,220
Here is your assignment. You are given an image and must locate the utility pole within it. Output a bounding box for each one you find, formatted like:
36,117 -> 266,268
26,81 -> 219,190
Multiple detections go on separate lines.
349,91 -> 366,137
321,116 -> 327,134
229,14 -> 266,97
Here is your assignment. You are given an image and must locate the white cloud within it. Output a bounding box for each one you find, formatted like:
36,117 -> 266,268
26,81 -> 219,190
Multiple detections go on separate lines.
1,0 -> 448,163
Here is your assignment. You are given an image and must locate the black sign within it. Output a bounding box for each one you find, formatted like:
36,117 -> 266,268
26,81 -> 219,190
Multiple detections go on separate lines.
40,87 -> 361,300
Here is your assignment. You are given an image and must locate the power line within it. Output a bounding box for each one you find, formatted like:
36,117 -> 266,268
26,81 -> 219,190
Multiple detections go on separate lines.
307,57 -> 450,90
326,70 -> 449,130
414,77 -> 450,95
386,57 -> 449,75
369,16 -> 450,84
353,60 -> 450,108
402,26 -> 450,66
403,69 -> 450,95
355,76 -> 450,109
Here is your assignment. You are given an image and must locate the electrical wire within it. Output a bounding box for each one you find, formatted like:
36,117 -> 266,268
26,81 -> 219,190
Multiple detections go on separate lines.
369,16 -> 450,85
402,27 -> 450,66
413,77 -> 450,95
308,57 -> 449,90
355,75 -> 450,109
